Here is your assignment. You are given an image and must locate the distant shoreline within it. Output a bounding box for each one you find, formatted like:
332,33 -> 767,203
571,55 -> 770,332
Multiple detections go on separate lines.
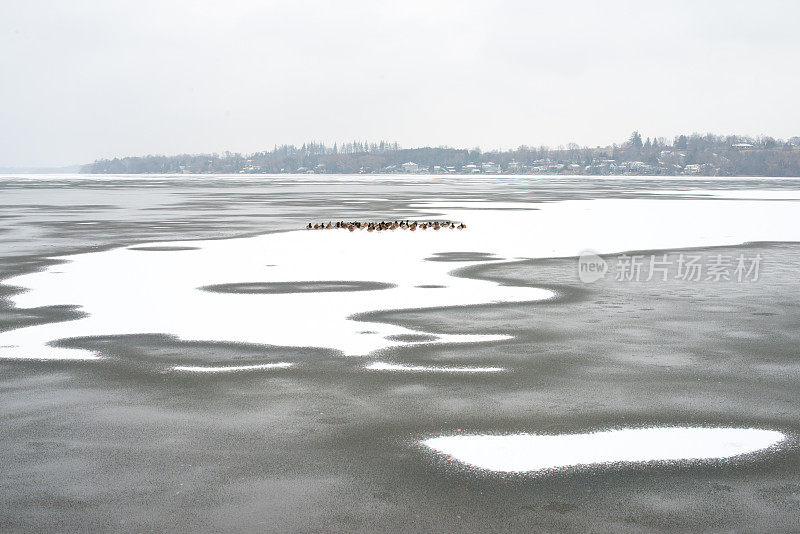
78,133 -> 800,177
5,173 -> 800,179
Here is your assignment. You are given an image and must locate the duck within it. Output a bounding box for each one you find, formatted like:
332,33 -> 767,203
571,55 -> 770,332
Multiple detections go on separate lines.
305,219 -> 466,233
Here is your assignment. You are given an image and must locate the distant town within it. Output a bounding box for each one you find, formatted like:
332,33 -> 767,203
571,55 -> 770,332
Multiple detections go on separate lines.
82,132 -> 800,177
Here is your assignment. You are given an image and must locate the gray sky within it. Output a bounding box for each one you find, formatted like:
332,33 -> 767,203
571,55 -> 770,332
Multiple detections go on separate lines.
1,0 -> 799,167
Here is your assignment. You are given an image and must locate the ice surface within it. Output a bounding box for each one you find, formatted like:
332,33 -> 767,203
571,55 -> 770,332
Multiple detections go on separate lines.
645,189 -> 800,200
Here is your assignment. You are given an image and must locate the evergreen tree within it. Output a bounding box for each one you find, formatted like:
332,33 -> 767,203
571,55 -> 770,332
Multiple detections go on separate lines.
629,131 -> 643,149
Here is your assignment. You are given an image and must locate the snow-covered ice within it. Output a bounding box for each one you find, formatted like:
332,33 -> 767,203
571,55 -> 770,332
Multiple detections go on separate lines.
1,195 -> 799,361
172,362 -> 293,373
366,361 -> 505,373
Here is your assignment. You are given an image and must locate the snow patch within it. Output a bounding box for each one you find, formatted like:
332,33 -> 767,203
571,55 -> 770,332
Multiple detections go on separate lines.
172,362 -> 293,373
366,361 -> 505,373
423,427 -> 785,473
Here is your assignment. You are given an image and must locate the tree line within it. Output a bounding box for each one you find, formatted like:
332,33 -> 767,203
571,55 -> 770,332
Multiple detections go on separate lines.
81,133 -> 800,176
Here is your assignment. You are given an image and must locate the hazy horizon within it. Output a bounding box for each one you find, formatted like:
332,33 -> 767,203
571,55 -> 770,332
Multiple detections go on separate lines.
2,0 -> 799,167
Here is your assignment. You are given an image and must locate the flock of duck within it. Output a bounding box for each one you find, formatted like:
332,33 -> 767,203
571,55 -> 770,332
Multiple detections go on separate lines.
306,220 -> 467,232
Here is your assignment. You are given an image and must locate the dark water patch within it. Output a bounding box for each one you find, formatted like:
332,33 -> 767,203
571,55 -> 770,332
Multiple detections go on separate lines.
0,302 -> 87,333
128,246 -> 201,251
384,334 -> 438,343
200,280 -> 396,294
425,252 -> 502,262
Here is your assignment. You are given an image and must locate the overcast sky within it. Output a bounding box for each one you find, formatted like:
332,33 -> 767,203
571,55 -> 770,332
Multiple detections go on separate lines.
1,0 -> 799,167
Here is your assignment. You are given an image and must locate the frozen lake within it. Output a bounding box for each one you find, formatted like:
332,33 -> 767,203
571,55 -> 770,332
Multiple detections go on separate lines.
1,174 -> 799,532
